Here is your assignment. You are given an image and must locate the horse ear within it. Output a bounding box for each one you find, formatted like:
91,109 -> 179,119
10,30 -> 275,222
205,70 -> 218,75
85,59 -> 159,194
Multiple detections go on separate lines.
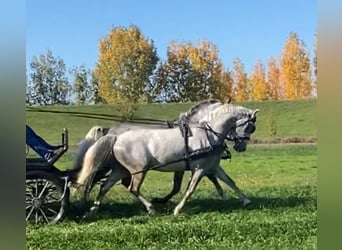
224,97 -> 232,104
252,109 -> 260,117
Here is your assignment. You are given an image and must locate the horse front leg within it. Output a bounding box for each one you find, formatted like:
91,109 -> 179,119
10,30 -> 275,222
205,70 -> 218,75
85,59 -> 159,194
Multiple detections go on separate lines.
151,171 -> 184,203
128,172 -> 155,214
173,167 -> 204,216
215,166 -> 251,206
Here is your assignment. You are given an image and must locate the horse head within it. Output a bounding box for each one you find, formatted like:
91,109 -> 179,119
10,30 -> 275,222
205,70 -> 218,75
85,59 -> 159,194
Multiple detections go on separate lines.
230,109 -> 259,152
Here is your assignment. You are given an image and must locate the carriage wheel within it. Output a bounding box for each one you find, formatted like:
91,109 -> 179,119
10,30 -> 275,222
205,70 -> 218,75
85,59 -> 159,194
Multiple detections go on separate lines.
26,171 -> 69,225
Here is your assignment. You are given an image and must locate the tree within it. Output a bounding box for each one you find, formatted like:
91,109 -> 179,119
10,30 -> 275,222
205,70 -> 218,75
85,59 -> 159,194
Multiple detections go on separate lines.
26,50 -> 71,105
149,43 -> 193,102
280,32 -> 312,99
267,57 -> 282,100
312,32 -> 317,98
94,25 -> 159,103
250,60 -> 268,101
149,40 -> 231,102
220,69 -> 234,101
89,70 -> 103,104
70,65 -> 91,105
231,58 -> 249,102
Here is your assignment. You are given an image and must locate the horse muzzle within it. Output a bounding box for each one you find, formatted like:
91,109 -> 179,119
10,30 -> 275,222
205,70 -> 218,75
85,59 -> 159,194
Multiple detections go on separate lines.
233,139 -> 247,152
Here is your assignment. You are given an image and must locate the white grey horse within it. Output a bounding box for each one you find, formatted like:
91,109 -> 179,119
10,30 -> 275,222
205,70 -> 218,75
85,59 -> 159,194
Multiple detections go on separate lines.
77,103 -> 259,215
73,99 -> 251,205
72,126 -> 109,172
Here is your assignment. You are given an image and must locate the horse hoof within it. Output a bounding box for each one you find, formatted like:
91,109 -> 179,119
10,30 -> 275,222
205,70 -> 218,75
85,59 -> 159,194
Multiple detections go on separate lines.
147,208 -> 156,215
173,207 -> 181,216
243,199 -> 252,207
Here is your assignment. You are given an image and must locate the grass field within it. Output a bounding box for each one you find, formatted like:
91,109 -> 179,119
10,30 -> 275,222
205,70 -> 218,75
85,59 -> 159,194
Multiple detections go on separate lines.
26,99 -> 316,147
26,144 -> 317,249
26,100 -> 317,249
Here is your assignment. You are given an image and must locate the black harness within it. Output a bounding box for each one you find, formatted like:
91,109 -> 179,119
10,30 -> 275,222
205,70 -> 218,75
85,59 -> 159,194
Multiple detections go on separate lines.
179,116 -> 256,170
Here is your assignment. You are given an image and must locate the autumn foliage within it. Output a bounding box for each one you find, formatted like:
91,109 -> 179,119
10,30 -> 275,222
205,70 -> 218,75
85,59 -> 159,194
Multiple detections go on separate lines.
280,32 -> 312,100
94,25 -> 158,103
250,60 -> 268,101
149,40 -> 232,102
26,28 -> 316,105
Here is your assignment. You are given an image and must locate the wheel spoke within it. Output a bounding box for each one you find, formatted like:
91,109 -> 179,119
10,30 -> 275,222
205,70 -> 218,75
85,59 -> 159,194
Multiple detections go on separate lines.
47,207 -> 59,215
35,179 -> 39,197
35,209 -> 39,224
38,180 -> 50,198
39,208 -> 50,224
26,206 -> 35,221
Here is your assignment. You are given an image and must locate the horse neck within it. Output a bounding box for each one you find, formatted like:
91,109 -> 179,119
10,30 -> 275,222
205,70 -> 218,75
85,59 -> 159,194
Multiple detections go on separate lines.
184,103 -> 222,123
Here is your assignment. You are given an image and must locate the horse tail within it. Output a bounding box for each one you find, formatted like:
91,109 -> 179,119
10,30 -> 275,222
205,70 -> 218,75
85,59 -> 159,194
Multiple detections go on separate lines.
72,138 -> 96,172
75,135 -> 117,198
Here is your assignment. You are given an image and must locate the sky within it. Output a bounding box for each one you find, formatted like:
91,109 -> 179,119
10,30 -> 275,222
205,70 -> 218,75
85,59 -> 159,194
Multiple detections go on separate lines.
26,0 -> 316,75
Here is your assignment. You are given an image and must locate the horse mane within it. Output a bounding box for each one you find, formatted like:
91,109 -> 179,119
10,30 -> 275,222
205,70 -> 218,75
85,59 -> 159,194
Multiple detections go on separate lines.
179,99 -> 222,121
186,99 -> 221,117
201,103 -> 252,122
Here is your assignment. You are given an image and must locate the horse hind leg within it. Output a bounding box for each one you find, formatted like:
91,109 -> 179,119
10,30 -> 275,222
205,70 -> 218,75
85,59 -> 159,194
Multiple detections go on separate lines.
174,168 -> 204,216
89,170 -> 126,214
206,173 -> 226,199
128,172 -> 155,214
215,166 -> 251,206
151,171 -> 184,203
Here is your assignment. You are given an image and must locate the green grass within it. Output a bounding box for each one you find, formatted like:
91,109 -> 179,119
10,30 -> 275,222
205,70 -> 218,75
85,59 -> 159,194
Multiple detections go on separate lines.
26,99 -> 317,147
26,100 -> 317,249
26,144 -> 317,250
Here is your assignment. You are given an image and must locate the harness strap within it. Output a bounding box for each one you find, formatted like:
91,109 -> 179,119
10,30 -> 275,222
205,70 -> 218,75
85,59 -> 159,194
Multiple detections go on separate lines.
179,122 -> 192,170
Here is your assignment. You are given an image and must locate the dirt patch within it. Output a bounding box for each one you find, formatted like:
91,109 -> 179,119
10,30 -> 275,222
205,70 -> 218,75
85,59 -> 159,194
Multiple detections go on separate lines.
250,137 -> 317,144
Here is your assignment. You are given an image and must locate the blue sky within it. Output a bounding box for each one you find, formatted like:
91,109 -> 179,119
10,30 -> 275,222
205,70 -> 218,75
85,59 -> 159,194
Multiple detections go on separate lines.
26,0 -> 316,74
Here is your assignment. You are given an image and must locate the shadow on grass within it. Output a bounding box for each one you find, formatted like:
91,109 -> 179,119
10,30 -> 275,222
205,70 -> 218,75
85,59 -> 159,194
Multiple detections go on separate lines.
65,194 -> 316,223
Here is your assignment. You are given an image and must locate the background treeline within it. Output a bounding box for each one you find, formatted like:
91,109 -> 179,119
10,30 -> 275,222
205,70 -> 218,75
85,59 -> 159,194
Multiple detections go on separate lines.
26,25 -> 317,106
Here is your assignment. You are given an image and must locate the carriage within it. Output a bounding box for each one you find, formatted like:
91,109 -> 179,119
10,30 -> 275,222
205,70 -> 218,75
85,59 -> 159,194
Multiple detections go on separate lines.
26,128 -> 77,225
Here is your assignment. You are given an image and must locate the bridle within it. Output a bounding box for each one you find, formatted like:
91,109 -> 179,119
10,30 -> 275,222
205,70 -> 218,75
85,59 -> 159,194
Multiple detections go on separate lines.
202,116 -> 256,143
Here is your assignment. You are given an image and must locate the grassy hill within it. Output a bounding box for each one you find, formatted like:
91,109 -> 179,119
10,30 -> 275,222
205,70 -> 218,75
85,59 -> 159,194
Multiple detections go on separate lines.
26,99 -> 316,147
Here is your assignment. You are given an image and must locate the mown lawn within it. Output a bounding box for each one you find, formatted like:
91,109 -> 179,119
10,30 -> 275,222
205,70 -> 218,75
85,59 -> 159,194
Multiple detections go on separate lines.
26,144 -> 317,250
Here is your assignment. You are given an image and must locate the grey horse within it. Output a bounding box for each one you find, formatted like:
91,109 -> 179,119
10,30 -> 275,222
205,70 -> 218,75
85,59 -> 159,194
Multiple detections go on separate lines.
76,102 -> 259,215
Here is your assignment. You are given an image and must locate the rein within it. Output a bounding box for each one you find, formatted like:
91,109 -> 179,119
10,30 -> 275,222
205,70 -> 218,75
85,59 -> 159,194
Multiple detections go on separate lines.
202,122 -> 250,142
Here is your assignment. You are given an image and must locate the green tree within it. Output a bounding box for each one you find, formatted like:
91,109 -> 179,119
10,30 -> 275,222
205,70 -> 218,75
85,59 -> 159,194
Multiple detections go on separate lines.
150,40 -> 230,102
26,50 -> 71,105
70,65 -> 91,105
94,25 -> 159,103
280,32 -> 312,99
89,70 -> 103,104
